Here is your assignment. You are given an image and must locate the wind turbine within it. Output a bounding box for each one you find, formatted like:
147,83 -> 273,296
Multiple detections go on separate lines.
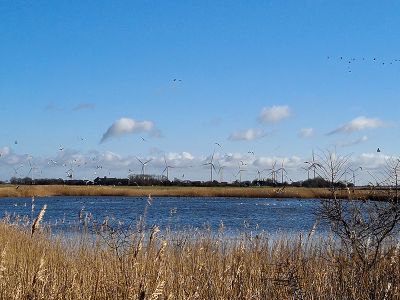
277,160 -> 287,184
264,161 -> 278,184
216,161 -> 226,182
162,156 -> 175,181
236,163 -> 246,183
304,150 -> 321,179
256,169 -> 264,181
136,157 -> 153,176
218,166 -> 225,182
202,151 -> 216,182
348,166 -> 362,187
26,158 -> 39,181
302,166 -> 311,180
13,164 -> 24,177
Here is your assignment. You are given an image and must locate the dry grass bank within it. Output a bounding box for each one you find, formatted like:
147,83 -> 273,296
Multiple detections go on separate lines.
0,222 -> 399,299
0,184 -> 388,200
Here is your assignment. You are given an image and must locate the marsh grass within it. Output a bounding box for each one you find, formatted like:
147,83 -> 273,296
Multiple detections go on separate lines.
0,184 -> 385,200
0,219 -> 399,299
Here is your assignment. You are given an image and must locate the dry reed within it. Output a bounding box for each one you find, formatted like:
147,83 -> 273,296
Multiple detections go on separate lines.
31,204 -> 47,237
0,220 -> 398,299
0,184 -> 386,200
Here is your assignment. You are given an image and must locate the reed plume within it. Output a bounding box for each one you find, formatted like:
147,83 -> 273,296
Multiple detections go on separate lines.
31,204 -> 47,237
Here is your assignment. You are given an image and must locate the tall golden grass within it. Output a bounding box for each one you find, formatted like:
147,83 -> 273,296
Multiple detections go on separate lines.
0,220 -> 398,299
0,184 -> 384,200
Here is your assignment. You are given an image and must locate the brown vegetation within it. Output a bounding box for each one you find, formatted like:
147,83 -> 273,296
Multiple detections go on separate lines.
0,220 -> 398,299
0,184 -> 390,200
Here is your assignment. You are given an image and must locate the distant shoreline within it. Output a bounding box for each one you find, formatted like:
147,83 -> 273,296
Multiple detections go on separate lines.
0,184 -> 390,201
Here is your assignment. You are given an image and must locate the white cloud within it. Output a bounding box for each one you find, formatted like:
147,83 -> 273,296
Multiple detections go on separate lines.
102,151 -> 122,162
164,152 -> 194,165
259,105 -> 290,123
229,129 -> 267,141
328,116 -> 385,135
337,135 -> 368,147
253,156 -> 302,169
100,117 -> 161,143
0,146 -> 11,157
2,144 -> 399,185
353,153 -> 391,169
299,128 -> 314,138
0,146 -> 28,165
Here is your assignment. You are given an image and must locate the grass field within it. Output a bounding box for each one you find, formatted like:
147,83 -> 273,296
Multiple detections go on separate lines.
0,184 -> 392,201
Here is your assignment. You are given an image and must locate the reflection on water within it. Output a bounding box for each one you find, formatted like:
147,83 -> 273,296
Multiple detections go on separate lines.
0,196 -> 323,236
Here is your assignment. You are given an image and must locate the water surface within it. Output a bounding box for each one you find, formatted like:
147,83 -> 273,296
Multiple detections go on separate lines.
0,196 -> 322,236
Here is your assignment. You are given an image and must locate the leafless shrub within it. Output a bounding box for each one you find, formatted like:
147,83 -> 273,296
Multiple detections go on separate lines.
315,150 -> 400,272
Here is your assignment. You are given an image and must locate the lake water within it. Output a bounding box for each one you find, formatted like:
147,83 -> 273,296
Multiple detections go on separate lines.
0,196 -> 322,236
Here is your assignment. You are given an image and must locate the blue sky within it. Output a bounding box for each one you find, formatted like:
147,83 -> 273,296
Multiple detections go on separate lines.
0,1 -> 399,183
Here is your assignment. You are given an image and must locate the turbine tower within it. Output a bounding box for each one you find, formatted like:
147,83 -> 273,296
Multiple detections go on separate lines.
203,151 -> 216,182
136,157 -> 153,176
304,150 -> 321,179
162,156 -> 175,181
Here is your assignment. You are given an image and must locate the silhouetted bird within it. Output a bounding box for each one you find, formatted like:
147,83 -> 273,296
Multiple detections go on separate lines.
377,148 -> 381,153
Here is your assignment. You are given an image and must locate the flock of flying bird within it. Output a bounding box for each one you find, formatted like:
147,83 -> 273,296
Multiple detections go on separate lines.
327,56 -> 400,73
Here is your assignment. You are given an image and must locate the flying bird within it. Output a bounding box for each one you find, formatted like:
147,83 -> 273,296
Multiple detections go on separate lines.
377,148 -> 381,153
140,137 -> 147,142
215,142 -> 222,148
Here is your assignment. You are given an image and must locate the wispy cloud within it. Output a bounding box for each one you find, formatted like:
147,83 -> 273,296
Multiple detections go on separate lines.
100,117 -> 161,143
259,105 -> 290,123
229,128 -> 267,141
44,103 -> 61,112
299,128 -> 314,138
337,135 -> 368,147
72,102 -> 96,111
328,116 -> 385,135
